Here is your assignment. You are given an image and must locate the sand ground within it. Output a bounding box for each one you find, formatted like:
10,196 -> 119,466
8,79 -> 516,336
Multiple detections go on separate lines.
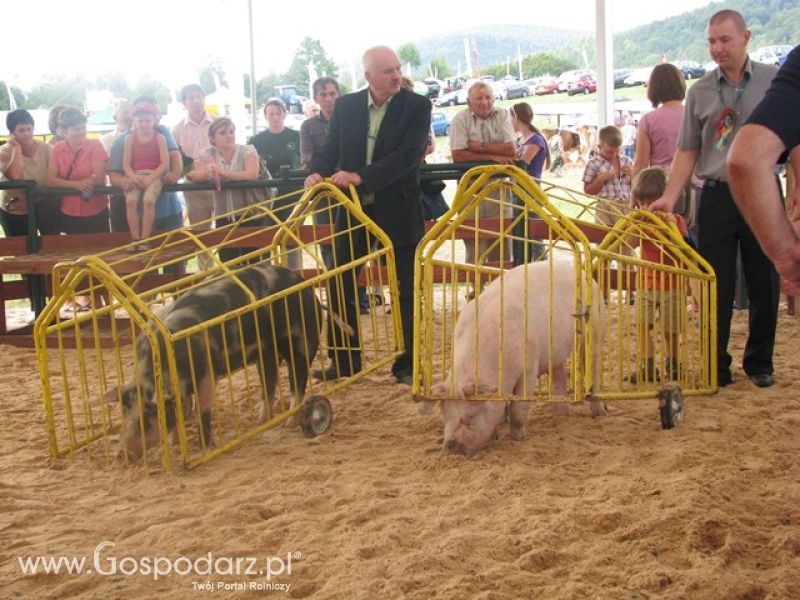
0,301 -> 798,599
1,165 -> 799,599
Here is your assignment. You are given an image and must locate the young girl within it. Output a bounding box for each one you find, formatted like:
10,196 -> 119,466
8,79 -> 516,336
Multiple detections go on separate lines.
509,102 -> 550,180
122,102 -> 169,249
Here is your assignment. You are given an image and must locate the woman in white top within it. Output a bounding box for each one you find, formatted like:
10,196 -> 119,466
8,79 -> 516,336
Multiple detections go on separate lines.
187,117 -> 261,262
188,117 -> 260,217
0,109 -> 54,236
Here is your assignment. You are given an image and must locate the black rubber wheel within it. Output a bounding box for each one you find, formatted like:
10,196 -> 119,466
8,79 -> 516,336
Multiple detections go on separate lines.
659,384 -> 684,429
301,395 -> 332,437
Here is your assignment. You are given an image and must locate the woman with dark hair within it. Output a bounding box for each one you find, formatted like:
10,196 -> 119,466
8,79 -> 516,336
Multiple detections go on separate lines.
248,98 -> 302,269
632,63 -> 691,221
509,103 -> 550,263
509,102 -> 550,180
46,106 -> 110,234
633,64 -> 686,175
0,109 -> 53,236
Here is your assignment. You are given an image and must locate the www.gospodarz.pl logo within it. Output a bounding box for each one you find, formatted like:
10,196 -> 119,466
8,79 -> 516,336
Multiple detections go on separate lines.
17,541 -> 300,582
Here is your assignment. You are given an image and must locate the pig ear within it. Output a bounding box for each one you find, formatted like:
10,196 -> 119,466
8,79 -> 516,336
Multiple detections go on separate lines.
86,386 -> 120,407
417,400 -> 439,415
99,382 -> 136,407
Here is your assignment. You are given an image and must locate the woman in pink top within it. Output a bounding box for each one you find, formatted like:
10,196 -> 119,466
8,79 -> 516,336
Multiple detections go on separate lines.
632,64 -> 692,222
46,107 -> 109,234
633,64 -> 686,174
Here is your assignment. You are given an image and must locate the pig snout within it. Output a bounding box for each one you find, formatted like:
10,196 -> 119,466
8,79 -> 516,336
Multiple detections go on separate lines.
441,400 -> 505,456
118,395 -> 161,461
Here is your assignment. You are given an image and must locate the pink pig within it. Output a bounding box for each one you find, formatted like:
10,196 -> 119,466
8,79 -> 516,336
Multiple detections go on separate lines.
419,260 -> 605,456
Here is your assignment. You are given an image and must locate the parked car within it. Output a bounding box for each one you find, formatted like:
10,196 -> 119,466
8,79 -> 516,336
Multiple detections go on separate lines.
750,47 -> 780,66
533,76 -> 558,95
567,74 -> 597,96
767,44 -> 794,66
434,89 -> 461,107
624,67 -> 654,87
431,111 -> 450,137
442,77 -> 466,93
412,80 -> 431,96
675,60 -> 706,79
504,80 -> 530,100
556,69 -> 595,93
613,69 -> 632,88
423,78 -> 442,98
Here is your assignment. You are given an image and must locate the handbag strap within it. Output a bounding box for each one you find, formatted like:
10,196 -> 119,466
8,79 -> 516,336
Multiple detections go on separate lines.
64,148 -> 83,180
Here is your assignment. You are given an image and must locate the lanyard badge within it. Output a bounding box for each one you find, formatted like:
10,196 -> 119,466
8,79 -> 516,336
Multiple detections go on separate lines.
714,107 -> 737,150
714,73 -> 749,151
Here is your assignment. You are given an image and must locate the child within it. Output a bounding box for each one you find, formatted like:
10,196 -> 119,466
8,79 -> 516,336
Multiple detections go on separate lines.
583,125 -> 633,227
628,167 -> 691,383
123,102 -> 169,250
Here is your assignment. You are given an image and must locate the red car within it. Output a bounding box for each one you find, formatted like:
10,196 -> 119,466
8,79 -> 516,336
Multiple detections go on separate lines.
567,75 -> 597,96
533,77 -> 558,95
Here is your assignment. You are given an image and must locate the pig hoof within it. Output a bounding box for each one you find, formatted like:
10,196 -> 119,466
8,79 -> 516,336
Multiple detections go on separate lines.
509,427 -> 525,441
589,399 -> 607,417
553,403 -> 570,417
444,439 -> 469,455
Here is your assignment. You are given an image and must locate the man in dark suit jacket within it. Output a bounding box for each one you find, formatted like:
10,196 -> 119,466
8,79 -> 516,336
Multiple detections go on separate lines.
305,45 -> 432,385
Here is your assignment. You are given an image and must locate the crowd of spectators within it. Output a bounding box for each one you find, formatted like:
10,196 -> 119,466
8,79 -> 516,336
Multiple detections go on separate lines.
0,86 -> 307,254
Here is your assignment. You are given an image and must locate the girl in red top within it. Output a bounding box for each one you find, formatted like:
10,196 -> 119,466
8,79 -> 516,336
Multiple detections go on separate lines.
630,167 -> 692,383
122,102 -> 169,249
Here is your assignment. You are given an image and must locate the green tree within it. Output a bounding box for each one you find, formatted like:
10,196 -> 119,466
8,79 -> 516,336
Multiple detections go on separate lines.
428,57 -> 451,79
129,77 -> 171,112
22,74 -> 92,110
253,73 -> 283,107
398,43 -> 422,70
523,53 -> 578,77
94,71 -> 130,98
285,37 -> 338,92
481,63 -> 508,80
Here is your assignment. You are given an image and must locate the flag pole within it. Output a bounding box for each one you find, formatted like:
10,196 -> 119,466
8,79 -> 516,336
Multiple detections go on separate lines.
248,0 -> 257,136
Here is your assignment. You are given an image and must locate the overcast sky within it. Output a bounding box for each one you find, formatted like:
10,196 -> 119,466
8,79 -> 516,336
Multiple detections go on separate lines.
3,0 -> 717,89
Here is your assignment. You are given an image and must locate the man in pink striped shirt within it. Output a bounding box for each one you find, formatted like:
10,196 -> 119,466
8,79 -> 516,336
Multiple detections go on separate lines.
172,84 -> 215,264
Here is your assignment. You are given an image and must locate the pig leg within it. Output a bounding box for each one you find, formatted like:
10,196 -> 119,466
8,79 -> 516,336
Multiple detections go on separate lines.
509,377 -> 532,440
284,348 -> 309,429
508,402 -> 531,440
588,344 -> 607,417
551,364 -> 571,416
196,375 -> 214,449
257,357 -> 279,425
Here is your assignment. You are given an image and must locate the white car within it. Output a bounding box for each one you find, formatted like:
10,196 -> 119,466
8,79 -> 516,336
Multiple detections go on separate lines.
624,67 -> 654,87
750,47 -> 779,66
434,90 -> 462,107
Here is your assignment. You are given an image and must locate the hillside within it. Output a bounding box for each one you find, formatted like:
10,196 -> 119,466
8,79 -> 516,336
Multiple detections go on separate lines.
415,25 -> 589,73
558,0 -> 799,68
410,0 -> 798,75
